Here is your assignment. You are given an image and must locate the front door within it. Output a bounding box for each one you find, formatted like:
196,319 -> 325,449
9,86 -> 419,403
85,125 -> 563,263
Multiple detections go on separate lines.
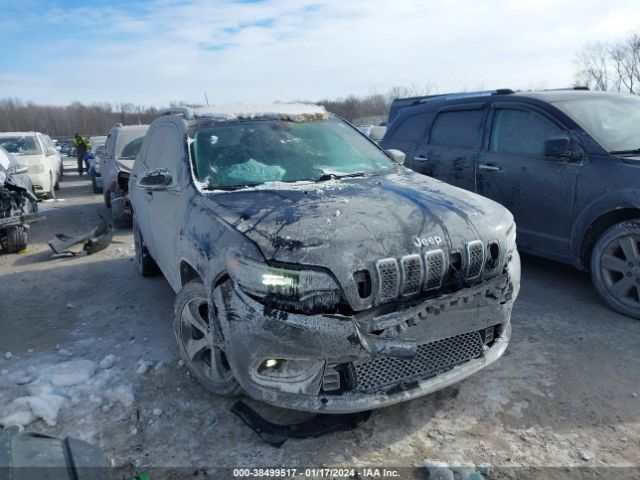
135,122 -> 184,281
477,105 -> 582,258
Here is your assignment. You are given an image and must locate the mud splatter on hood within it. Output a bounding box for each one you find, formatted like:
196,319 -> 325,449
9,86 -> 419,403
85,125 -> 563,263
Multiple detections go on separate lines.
207,171 -> 513,267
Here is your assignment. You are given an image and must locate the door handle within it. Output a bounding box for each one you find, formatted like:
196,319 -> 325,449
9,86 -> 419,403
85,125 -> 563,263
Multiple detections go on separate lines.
478,164 -> 501,172
413,155 -> 429,162
145,191 -> 153,200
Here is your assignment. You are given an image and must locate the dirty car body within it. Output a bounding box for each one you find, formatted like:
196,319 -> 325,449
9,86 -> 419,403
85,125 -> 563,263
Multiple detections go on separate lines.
130,104 -> 520,413
0,146 -> 41,253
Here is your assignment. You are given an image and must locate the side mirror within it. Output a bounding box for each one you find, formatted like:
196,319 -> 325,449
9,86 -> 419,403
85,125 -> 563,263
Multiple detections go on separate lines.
544,137 -> 582,161
46,147 -> 57,156
385,149 -> 406,166
137,169 -> 176,191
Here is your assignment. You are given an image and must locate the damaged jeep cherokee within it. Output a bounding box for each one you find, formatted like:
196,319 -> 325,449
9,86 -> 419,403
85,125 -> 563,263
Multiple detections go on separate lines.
129,104 -> 520,413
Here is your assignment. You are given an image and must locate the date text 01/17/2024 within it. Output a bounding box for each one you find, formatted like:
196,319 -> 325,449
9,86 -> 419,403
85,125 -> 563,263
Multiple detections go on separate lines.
232,468 -> 401,478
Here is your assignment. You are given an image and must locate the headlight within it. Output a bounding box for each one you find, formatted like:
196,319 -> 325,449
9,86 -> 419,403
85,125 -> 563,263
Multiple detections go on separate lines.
226,254 -> 342,314
28,164 -> 44,174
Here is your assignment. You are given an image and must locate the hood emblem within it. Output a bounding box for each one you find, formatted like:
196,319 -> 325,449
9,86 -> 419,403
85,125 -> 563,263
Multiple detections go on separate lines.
413,236 -> 443,248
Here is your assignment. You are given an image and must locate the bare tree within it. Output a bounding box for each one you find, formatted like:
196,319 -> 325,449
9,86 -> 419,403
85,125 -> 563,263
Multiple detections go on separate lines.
574,34 -> 640,94
574,41 -> 611,91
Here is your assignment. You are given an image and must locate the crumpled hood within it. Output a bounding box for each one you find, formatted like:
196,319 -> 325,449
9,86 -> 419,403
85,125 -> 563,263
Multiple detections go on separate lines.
208,170 -> 512,263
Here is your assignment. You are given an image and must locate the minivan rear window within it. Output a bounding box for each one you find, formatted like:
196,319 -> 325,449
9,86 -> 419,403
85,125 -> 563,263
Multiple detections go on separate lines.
429,110 -> 483,148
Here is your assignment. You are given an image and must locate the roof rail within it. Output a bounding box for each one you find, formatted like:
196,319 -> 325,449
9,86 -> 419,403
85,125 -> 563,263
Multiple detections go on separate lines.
539,86 -> 590,91
159,106 -> 194,119
416,89 -> 514,105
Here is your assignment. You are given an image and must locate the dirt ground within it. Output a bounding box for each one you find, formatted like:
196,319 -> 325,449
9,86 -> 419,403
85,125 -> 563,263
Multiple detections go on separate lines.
1,158 -> 639,479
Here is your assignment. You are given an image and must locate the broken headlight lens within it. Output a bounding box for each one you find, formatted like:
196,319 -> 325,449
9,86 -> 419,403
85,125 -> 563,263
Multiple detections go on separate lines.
226,255 -> 342,314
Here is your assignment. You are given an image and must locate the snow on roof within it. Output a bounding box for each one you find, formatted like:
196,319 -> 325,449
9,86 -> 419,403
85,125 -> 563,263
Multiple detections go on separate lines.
192,103 -> 329,122
0,131 -> 39,137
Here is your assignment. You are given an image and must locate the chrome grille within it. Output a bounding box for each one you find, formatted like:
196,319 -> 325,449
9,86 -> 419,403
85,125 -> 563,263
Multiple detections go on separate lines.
376,258 -> 399,302
400,255 -> 423,296
466,240 -> 485,278
424,249 -> 445,290
353,331 -> 484,392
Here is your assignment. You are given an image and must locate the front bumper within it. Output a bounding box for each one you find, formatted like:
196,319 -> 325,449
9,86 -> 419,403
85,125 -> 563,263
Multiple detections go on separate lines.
215,251 -> 520,413
27,172 -> 51,194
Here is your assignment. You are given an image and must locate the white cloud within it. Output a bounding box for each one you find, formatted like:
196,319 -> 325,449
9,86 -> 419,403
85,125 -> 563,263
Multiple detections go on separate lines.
2,0 -> 639,106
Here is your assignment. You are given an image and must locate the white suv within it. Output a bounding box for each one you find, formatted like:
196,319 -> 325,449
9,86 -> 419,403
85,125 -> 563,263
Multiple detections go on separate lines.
0,131 -> 61,199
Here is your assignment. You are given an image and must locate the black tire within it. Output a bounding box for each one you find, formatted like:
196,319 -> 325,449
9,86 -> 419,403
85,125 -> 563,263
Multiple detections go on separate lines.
104,189 -> 111,208
133,214 -> 159,277
54,174 -> 60,191
110,191 -> 132,228
174,280 -> 241,397
591,220 -> 640,320
3,226 -> 28,253
91,176 -> 102,194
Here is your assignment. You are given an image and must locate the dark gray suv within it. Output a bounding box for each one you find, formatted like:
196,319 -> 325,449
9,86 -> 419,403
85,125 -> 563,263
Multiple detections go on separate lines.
129,104 -> 520,413
382,89 -> 640,319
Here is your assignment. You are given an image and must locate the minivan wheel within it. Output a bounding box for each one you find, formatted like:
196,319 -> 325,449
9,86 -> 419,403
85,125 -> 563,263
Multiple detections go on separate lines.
174,280 -> 241,396
133,214 -> 159,277
591,220 -> 640,320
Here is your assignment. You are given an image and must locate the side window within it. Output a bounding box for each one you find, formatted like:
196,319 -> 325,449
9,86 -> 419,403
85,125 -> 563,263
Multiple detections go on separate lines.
490,109 -> 565,157
390,113 -> 430,142
143,124 -> 181,170
429,110 -> 484,148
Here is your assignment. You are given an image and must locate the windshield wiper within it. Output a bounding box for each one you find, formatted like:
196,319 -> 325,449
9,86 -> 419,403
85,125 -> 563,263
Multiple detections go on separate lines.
610,148 -> 640,155
202,183 -> 262,191
314,172 -> 368,182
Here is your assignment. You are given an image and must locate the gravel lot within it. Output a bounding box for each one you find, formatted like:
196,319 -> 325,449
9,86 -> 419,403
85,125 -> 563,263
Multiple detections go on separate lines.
1,158 -> 639,479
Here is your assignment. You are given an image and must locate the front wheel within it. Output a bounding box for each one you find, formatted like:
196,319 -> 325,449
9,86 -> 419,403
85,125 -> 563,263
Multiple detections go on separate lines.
173,280 -> 241,396
591,220 -> 640,320
48,172 -> 56,199
110,191 -> 132,228
91,176 -> 102,194
2,226 -> 28,253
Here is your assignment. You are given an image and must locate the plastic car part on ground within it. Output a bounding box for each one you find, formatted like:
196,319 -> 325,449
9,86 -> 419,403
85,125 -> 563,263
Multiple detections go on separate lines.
47,216 -> 113,256
230,401 -> 372,447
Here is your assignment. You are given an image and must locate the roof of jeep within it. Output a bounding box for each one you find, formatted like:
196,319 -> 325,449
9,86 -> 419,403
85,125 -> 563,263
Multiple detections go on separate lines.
111,124 -> 149,133
160,103 -> 329,122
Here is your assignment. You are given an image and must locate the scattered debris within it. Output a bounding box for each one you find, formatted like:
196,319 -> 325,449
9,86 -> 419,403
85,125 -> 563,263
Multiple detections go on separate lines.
4,351 -> 12,359
136,360 -> 153,375
99,354 -> 116,370
152,408 -> 162,416
35,360 -> 97,387
231,401 -> 371,448
47,216 -> 113,256
579,450 -> 594,462
423,459 -> 492,479
65,303 -> 76,309
105,385 -> 135,408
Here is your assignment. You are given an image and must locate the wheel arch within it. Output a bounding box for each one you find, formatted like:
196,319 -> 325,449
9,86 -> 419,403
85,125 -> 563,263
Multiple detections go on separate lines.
571,191 -> 640,269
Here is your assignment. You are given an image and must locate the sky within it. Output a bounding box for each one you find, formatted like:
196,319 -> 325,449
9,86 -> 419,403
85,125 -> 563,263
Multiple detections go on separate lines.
0,0 -> 639,107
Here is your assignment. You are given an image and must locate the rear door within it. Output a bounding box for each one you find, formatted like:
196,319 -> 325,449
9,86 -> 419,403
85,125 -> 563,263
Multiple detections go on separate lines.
477,103 -> 582,258
411,104 -> 486,192
381,111 -> 432,167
